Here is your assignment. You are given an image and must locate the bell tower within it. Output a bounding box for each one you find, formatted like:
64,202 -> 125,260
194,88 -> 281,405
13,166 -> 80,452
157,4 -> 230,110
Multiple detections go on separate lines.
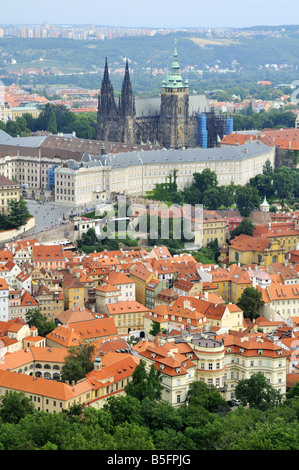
160,40 -> 189,149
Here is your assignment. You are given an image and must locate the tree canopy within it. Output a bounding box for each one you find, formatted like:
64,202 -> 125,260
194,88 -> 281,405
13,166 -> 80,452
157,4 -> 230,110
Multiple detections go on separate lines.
125,359 -> 163,402
237,287 -> 264,321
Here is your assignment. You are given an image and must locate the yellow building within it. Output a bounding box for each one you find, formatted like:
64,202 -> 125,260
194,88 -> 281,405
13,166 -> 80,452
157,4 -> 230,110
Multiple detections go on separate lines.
189,209 -> 226,248
229,234 -> 285,267
129,264 -> 158,306
0,102 -> 41,124
0,369 -> 94,412
0,174 -> 21,215
106,300 -> 150,335
253,223 -> 299,252
62,272 -> 85,310
35,284 -> 64,321
211,264 -> 252,304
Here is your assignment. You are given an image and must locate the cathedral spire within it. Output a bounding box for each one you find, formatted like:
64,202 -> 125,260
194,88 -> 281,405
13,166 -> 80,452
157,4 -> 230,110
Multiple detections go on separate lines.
119,58 -> 135,117
162,40 -> 187,90
98,58 -> 118,121
103,57 -> 109,83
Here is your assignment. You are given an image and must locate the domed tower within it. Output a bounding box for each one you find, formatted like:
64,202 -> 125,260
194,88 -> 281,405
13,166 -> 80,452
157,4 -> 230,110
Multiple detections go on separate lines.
160,40 -> 189,149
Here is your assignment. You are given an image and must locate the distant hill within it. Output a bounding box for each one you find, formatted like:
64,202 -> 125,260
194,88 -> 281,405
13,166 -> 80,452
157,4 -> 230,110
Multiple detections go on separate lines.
2,29 -> 299,94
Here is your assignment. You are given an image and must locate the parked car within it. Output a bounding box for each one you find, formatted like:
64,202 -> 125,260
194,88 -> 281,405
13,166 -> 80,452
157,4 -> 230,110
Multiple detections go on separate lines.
231,398 -> 241,406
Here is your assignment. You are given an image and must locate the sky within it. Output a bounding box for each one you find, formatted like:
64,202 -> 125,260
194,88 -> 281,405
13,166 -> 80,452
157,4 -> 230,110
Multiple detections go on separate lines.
1,0 -> 299,29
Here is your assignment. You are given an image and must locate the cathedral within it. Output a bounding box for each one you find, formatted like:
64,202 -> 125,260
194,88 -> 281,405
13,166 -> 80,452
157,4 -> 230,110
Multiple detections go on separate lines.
96,43 -> 212,149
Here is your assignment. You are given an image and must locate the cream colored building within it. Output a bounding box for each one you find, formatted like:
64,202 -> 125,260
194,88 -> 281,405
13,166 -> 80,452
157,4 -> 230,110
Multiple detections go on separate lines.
54,142 -> 275,206
222,333 -> 287,401
137,332 -> 227,406
0,102 -> 41,124
0,153 -> 60,191
0,174 -> 21,214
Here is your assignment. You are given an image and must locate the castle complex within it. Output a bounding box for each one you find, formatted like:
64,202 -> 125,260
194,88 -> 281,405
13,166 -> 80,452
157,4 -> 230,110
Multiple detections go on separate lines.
96,43 -> 211,148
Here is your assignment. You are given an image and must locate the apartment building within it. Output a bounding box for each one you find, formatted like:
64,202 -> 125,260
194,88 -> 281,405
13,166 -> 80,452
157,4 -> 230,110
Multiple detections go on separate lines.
129,264 -> 157,305
32,245 -> 66,271
35,284 -> 64,321
259,283 -> 299,323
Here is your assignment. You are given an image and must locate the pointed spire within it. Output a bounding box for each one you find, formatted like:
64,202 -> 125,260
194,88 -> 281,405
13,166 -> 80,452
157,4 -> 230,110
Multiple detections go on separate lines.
103,57 -> 109,83
162,40 -> 186,90
171,38 -> 180,77
119,58 -> 135,118
123,58 -> 131,85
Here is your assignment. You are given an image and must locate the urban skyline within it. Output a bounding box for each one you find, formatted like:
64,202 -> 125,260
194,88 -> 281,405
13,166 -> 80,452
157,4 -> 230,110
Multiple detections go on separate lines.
1,0 -> 299,29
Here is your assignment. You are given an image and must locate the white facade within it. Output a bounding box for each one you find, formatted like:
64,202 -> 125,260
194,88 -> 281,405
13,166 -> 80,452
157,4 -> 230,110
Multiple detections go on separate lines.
54,143 -> 276,206
0,280 -> 9,322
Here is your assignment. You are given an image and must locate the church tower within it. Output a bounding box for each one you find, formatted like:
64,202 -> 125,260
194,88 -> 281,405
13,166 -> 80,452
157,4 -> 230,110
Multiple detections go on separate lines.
97,58 -> 121,142
119,59 -> 136,144
159,41 -> 189,149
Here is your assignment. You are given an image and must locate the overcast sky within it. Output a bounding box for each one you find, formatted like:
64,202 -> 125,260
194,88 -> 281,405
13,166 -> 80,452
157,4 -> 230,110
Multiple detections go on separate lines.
1,0 -> 299,29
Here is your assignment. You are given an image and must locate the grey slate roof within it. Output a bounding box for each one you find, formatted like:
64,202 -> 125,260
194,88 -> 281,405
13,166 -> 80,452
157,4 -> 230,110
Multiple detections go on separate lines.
98,141 -> 272,169
65,141 -> 273,171
134,94 -> 210,118
0,130 -> 47,148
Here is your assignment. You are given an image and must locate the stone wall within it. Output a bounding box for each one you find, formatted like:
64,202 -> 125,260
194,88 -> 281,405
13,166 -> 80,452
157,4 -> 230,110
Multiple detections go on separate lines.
0,216 -> 36,244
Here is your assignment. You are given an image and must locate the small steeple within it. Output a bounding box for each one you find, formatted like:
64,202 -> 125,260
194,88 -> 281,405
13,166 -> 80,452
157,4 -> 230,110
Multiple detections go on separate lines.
94,354 -> 102,371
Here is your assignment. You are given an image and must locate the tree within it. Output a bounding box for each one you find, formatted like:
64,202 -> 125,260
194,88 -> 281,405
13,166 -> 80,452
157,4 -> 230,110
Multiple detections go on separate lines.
235,184 -> 260,217
203,187 -> 222,210
230,218 -> 255,240
263,159 -> 273,177
273,166 -> 294,201
0,391 -> 35,424
193,168 -> 218,195
235,372 -> 282,411
61,342 -> 95,384
149,321 -> 161,338
125,359 -> 163,402
112,422 -> 155,450
47,110 -> 58,134
103,395 -> 142,427
237,287 -> 264,321
285,382 -> 299,400
186,381 -> 229,413
207,238 -> 220,262
25,308 -> 56,337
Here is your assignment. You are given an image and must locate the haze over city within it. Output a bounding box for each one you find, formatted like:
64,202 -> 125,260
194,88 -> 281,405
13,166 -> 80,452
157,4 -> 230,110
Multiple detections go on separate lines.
1,0 -> 299,28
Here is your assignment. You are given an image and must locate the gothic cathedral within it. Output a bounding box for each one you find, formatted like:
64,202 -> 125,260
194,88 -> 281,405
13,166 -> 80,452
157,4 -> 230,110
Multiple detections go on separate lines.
96,43 -> 210,149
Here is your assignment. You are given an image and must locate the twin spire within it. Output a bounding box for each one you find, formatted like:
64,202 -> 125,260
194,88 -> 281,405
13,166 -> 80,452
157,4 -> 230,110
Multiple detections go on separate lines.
100,57 -> 134,118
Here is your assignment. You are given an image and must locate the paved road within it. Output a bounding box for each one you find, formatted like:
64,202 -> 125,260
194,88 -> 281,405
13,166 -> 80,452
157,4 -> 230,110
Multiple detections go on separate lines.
23,200 -> 99,237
